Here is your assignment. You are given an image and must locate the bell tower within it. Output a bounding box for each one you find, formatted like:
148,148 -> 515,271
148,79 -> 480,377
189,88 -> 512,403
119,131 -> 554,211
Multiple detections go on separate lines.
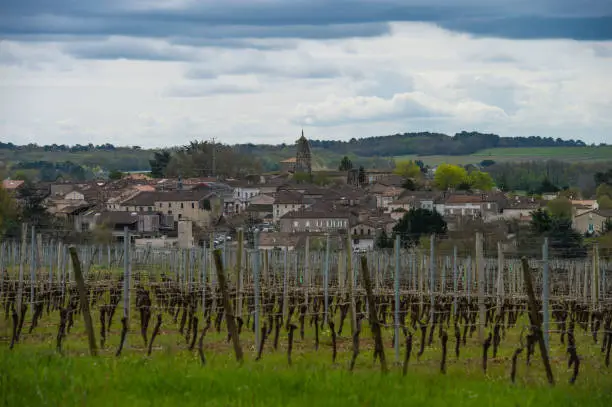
295,129 -> 312,176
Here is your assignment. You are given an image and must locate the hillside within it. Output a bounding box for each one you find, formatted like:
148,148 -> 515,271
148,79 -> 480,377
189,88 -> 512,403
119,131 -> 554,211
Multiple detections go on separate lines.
1,132 -> 610,180
394,146 -> 612,167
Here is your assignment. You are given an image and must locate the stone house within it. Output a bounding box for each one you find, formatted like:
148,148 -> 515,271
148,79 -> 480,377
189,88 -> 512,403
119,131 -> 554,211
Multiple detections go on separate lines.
273,190 -> 307,223
368,183 -> 404,210
75,210 -> 161,238
436,193 -> 503,221
258,232 -> 304,251
118,190 -> 222,228
573,209 -> 612,235
501,196 -> 542,220
279,205 -> 352,233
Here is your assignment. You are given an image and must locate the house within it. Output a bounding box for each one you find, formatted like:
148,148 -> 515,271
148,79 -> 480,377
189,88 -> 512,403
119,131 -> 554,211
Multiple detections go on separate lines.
573,209 -> 612,235
376,174 -> 405,187
258,232 -> 304,251
501,197 -> 542,221
225,180 -> 261,214
387,196 -> 413,214
571,199 -> 599,216
280,157 -> 297,173
76,210 -> 161,238
350,222 -> 377,251
368,183 -> 404,210
2,179 -> 25,191
395,191 -> 441,212
119,190 -> 222,228
365,169 -> 394,184
273,190 -> 307,223
279,204 -> 352,233
331,185 -> 368,207
436,193 -> 502,221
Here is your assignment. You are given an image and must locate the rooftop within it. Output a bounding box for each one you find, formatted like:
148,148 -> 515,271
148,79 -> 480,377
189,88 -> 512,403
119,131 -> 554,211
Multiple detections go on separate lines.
2,179 -> 25,190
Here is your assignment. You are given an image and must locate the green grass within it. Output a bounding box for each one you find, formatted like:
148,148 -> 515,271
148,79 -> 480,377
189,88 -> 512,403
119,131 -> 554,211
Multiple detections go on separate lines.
2,346 -> 612,407
394,146 -> 612,167
2,304 -> 612,407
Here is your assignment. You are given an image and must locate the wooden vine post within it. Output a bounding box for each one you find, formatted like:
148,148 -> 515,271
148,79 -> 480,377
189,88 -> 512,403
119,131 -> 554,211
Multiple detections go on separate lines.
361,255 -> 388,373
69,246 -> 97,357
213,249 -> 243,364
520,256 -> 554,385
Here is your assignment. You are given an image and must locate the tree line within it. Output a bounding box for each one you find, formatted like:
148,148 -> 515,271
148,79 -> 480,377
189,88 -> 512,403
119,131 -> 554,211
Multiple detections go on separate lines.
237,131 -> 596,158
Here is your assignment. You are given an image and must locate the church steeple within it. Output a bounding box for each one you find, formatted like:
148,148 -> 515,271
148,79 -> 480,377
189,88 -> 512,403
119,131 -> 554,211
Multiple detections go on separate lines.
295,129 -> 312,176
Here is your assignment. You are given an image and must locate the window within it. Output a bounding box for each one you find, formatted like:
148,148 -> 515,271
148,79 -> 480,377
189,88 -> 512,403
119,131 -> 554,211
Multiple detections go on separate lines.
148,207 -> 152,212
192,203 -> 195,209
305,221 -> 310,227
285,204 -> 287,208
293,221 -> 298,228
181,203 -> 184,209
168,210 -> 173,215
367,229 -> 371,235
178,214 -> 182,219
168,203 -> 172,208
139,207 -> 143,212
360,228 -> 364,235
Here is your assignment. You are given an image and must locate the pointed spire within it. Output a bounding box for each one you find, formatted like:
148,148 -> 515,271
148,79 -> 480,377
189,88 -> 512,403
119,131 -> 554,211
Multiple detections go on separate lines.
301,128 -> 304,138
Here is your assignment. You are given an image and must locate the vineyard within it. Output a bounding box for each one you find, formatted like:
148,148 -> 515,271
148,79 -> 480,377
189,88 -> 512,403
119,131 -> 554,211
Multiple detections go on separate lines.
1,231 -> 612,406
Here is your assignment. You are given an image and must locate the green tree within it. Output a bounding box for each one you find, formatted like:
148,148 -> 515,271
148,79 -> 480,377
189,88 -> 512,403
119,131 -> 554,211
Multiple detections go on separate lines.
527,208 -> 585,258
558,187 -> 582,200
402,178 -> 417,191
467,170 -> 495,191
0,185 -> 18,236
338,156 -> 353,171
530,208 -> 554,234
108,169 -> 124,180
434,164 -> 467,190
596,183 -> 612,200
547,197 -> 573,219
604,219 -> 612,234
594,169 -> 612,186
393,208 -> 447,247
599,195 -> 612,210
393,160 -> 421,179
149,150 -> 171,178
537,178 -> 560,194
376,229 -> 393,249
293,172 -> 312,184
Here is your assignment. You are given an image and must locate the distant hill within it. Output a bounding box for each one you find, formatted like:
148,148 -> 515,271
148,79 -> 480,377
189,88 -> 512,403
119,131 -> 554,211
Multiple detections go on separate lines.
234,131 -> 597,158
1,132 -> 609,177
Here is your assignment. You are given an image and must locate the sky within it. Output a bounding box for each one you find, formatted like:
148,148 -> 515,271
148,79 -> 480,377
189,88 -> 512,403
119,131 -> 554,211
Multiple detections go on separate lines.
1,0 -> 611,148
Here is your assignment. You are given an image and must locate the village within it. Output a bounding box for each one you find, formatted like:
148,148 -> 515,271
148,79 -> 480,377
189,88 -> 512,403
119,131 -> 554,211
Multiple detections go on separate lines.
2,133 -> 609,254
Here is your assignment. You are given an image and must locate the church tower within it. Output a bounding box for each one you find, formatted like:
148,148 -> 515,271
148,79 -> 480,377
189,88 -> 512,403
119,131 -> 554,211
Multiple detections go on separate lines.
295,129 -> 312,176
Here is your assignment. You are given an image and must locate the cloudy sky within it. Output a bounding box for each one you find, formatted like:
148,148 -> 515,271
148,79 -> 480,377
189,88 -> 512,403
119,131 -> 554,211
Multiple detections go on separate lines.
1,0 -> 611,148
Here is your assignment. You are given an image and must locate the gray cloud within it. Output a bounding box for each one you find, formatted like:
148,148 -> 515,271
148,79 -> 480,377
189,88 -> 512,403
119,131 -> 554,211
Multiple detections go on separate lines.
1,0 -> 611,42
62,38 -> 200,61
163,82 -> 262,97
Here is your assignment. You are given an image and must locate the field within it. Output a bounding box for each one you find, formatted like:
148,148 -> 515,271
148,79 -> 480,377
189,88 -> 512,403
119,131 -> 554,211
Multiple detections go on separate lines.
394,146 -> 612,167
1,242 -> 612,406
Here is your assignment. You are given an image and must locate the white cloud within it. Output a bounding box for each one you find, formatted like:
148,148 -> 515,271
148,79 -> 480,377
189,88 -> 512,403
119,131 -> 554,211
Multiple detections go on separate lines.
291,92 -> 507,126
0,21 -> 611,147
